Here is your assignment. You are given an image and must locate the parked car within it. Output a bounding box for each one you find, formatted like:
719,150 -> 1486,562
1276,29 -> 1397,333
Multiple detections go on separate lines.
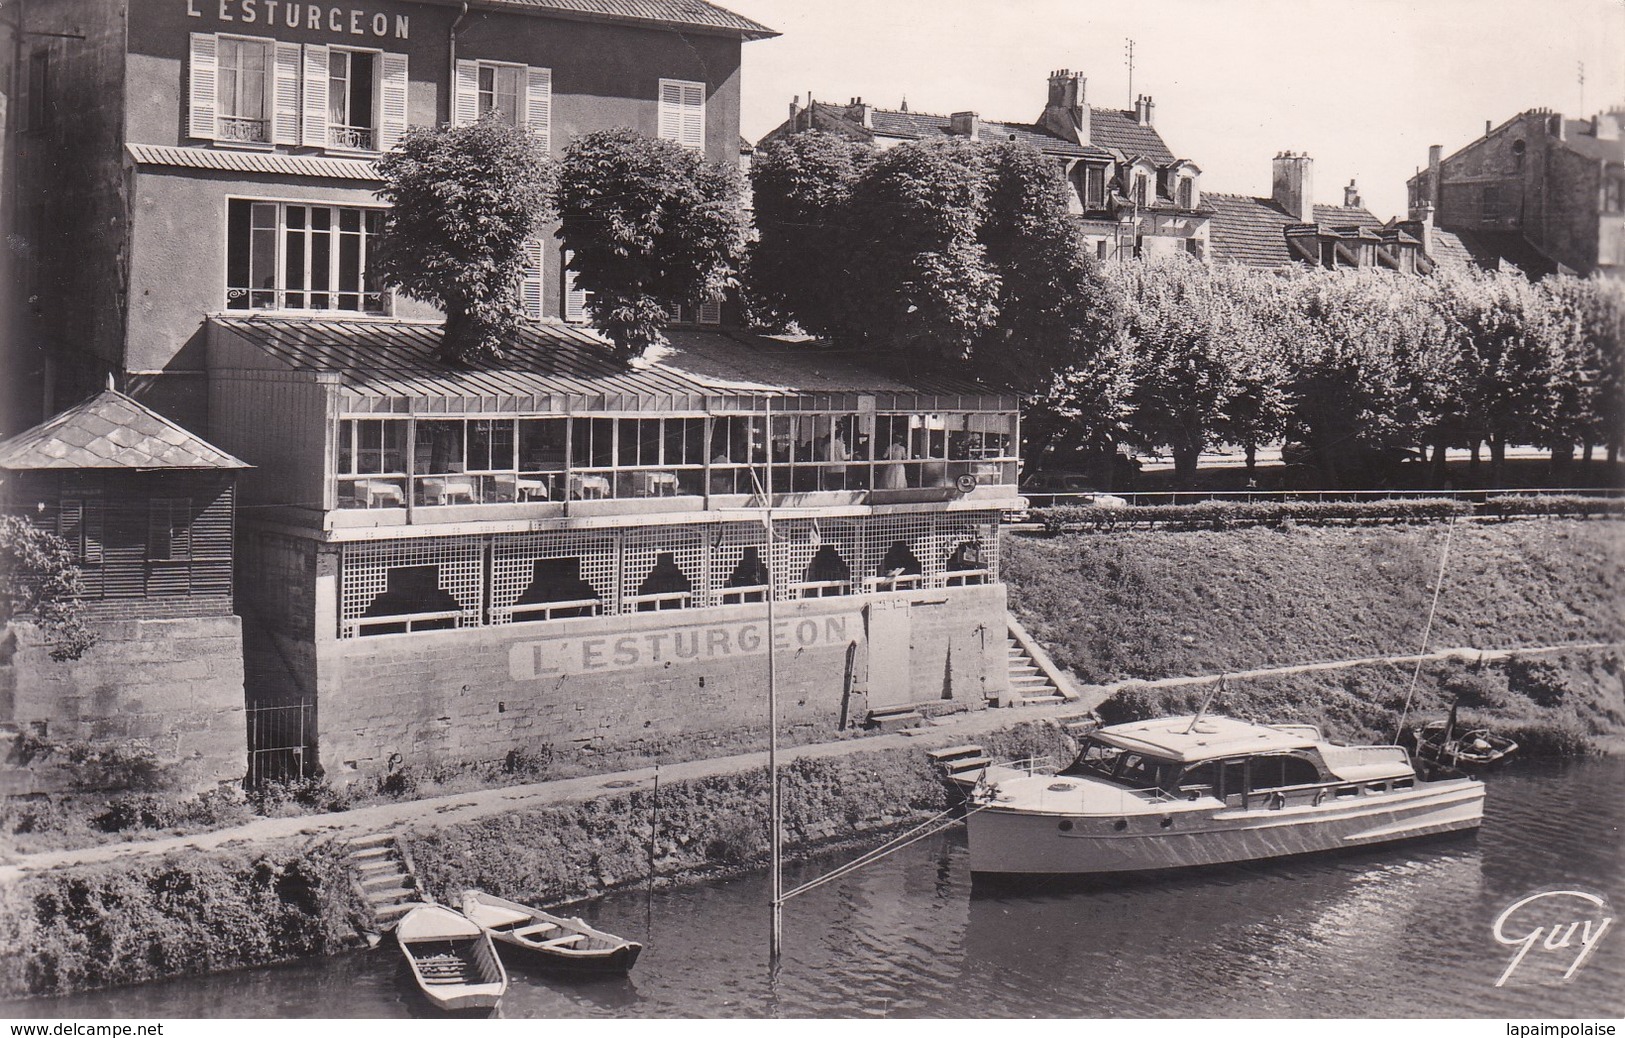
1018,472 -> 1129,509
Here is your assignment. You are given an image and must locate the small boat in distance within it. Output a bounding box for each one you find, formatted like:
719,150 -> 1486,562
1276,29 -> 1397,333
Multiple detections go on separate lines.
460,890 -> 643,973
396,903 -> 509,1011
1405,702 -> 1518,772
965,713 -> 1485,877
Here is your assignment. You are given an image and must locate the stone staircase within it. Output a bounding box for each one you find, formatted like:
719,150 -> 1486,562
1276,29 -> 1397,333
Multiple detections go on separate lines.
1004,633 -> 1066,706
344,832 -> 421,931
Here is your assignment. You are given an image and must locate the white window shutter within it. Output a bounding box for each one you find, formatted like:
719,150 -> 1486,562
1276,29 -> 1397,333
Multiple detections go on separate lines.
680,81 -> 704,152
658,80 -> 680,143
524,65 -> 552,153
520,237 -> 545,320
83,500 -> 104,565
272,42 -> 301,146
378,52 -> 409,151
563,251 -> 589,322
188,33 -> 218,140
300,44 -> 329,147
454,59 -> 479,126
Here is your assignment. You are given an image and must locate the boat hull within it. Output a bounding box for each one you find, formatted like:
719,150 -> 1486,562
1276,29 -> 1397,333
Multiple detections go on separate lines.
967,780 -> 1485,876
497,937 -> 643,974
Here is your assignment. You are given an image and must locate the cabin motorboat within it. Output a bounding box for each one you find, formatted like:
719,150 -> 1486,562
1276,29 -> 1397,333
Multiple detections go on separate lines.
395,903 -> 509,1011
460,890 -> 643,973
965,714 -> 1485,877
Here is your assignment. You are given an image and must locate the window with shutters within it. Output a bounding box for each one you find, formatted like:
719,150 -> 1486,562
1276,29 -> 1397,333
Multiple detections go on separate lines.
217,36 -> 274,143
658,78 -> 705,152
327,49 -> 377,150
455,60 -> 550,149
58,499 -> 104,566
563,250 -> 592,323
479,63 -> 523,126
1134,172 -> 1149,207
1177,176 -> 1194,209
1084,165 -> 1105,208
519,238 -> 544,321
148,499 -> 193,563
227,200 -> 385,313
672,299 -> 722,325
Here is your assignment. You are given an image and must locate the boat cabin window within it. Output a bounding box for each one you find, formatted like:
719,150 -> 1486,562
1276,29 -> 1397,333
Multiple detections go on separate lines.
1248,754 -> 1321,791
1064,739 -> 1177,790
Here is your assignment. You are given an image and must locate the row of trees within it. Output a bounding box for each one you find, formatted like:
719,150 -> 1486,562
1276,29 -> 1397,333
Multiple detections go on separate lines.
1025,260 -> 1625,487
374,120 -> 1624,488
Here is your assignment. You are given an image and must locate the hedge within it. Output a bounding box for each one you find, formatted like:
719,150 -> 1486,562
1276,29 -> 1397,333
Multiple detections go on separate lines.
1478,494 -> 1625,519
1034,497 -> 1473,532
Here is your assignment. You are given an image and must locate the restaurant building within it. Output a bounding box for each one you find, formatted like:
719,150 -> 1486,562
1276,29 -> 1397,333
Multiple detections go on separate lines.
10,0 -> 1049,781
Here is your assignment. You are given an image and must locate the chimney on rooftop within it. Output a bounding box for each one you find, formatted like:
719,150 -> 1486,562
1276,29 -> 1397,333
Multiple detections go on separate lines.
846,97 -> 872,129
788,95 -> 801,122
1134,94 -> 1154,126
1344,179 -> 1361,208
1039,68 -> 1090,146
1485,119 -> 1493,137
949,111 -> 981,141
1271,151 -> 1315,224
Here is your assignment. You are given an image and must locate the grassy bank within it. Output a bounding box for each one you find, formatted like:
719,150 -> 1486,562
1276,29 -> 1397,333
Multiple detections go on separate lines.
1003,520 -> 1624,683
0,842 -> 366,1001
402,720 -> 1074,907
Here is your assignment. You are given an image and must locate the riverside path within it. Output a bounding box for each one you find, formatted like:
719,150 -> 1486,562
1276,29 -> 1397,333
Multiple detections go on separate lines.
0,640 -> 1612,882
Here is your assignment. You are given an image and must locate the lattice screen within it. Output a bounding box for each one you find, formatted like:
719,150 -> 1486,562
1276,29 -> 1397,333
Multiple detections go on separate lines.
862,511 -> 949,588
622,525 -> 709,610
490,528 -> 620,623
938,511 -> 1001,582
340,536 -> 484,637
772,517 -> 862,599
710,521 -> 771,604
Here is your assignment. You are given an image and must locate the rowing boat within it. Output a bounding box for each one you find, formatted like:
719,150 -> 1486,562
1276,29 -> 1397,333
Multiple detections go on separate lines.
396,902 -> 508,1010
460,890 -> 642,973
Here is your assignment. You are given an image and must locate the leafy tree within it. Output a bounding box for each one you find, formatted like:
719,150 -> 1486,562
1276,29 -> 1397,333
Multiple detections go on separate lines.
374,116 -> 554,365
556,128 -> 747,361
0,515 -> 95,661
837,137 -> 1000,366
1282,270 -> 1422,487
1434,268 -> 1569,485
745,131 -> 871,338
1209,264 -> 1293,475
978,140 -> 1117,390
1542,275 -> 1625,469
1111,256 -> 1245,481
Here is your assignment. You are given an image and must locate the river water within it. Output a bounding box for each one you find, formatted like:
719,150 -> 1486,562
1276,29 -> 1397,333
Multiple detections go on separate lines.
8,758 -> 1622,1019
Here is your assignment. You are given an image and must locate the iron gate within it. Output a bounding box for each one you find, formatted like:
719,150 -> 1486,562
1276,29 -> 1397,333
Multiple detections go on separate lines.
246,699 -> 314,786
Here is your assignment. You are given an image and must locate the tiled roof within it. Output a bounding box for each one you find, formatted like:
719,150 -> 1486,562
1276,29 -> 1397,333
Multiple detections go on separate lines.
860,106 -> 1129,161
209,317 -> 1003,405
0,390 -> 249,471
1205,193 -> 1301,268
1086,108 -> 1175,165
1313,203 -> 1382,228
475,0 -> 777,38
1556,119 -> 1625,163
126,143 -> 381,181
1429,229 -> 1563,277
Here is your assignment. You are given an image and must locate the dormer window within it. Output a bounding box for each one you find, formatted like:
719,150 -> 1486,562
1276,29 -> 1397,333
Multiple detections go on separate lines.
1134,172 -> 1149,207
1086,165 -> 1106,208
1177,177 -> 1193,209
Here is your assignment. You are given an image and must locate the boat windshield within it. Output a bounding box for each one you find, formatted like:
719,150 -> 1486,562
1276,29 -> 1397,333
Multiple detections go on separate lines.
1064,738 -> 1179,790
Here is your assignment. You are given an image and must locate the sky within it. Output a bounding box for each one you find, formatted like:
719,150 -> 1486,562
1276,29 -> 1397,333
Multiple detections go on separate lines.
721,0 -> 1625,222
